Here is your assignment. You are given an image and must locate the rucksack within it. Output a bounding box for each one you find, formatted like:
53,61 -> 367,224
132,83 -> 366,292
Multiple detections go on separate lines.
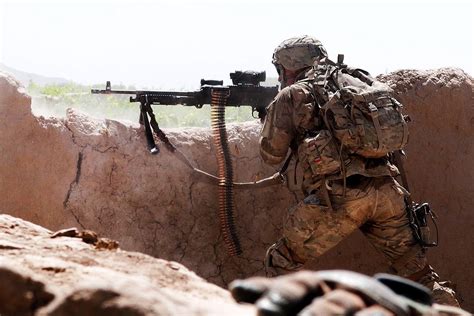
310,56 -> 409,158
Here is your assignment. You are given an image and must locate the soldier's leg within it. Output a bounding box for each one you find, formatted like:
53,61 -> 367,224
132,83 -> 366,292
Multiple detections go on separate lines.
265,181 -> 374,274
360,177 -> 459,307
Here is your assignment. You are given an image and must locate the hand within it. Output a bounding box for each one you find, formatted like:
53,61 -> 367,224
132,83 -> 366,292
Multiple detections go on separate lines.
229,270 -> 405,316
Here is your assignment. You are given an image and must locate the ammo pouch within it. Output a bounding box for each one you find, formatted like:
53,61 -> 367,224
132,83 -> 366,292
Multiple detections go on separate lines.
407,202 -> 438,247
298,130 -> 342,177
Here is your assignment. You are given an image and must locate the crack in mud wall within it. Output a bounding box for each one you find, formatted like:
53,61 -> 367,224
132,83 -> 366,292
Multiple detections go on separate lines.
63,152 -> 83,208
0,69 -> 472,309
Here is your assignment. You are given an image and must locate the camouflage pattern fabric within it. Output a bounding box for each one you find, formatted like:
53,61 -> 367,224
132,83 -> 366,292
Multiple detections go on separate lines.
298,130 -> 343,176
260,78 -> 460,306
260,81 -> 396,189
283,177 -> 414,266
267,176 -> 459,306
313,60 -> 410,158
272,35 -> 328,71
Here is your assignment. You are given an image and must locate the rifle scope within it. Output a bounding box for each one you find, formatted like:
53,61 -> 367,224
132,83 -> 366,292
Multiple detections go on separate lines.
230,71 -> 266,86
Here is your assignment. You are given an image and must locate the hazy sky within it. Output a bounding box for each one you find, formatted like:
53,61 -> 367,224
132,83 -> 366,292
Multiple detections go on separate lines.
0,0 -> 472,89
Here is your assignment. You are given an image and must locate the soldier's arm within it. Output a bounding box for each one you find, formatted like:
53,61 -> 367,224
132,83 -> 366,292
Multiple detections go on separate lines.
259,83 -> 317,165
259,87 -> 295,165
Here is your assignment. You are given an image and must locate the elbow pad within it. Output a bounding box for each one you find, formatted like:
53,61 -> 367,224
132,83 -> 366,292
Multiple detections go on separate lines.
260,136 -> 288,165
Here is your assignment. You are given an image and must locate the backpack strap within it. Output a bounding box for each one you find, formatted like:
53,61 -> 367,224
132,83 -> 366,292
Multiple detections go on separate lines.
312,61 -> 350,198
344,67 -> 375,86
391,97 -> 410,148
320,175 -> 334,211
368,102 -> 384,153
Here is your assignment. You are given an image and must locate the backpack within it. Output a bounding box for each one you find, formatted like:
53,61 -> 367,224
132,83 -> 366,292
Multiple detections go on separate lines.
310,56 -> 409,159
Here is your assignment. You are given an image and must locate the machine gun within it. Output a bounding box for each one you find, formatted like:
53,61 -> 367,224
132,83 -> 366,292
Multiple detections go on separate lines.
91,70 -> 280,257
91,70 -> 278,154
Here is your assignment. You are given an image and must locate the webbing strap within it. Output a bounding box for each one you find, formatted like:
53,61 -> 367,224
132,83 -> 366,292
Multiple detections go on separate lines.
392,98 -> 410,149
145,102 -> 289,190
368,103 -> 384,153
392,151 -> 412,204
157,135 -> 287,190
192,150 -> 292,189
389,154 -> 422,262
321,176 -> 334,211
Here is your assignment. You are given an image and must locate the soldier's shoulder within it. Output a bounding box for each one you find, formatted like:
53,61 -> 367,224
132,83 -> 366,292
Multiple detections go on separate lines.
285,80 -> 312,92
272,86 -> 293,105
278,82 -> 312,97
273,81 -> 313,106
276,85 -> 292,97
289,81 -> 313,104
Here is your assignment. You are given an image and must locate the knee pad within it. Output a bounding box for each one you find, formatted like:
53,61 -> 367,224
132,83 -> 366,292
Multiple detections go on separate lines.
264,239 -> 303,275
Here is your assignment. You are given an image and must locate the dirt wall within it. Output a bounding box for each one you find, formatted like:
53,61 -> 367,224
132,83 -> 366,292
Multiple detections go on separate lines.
0,68 -> 472,309
379,69 -> 474,307
0,214 -> 253,315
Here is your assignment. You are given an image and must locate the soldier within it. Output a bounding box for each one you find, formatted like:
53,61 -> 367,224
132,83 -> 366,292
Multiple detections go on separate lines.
260,35 -> 460,306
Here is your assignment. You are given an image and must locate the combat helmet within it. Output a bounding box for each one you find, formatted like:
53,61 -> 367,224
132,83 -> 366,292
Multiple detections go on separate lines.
272,35 -> 328,72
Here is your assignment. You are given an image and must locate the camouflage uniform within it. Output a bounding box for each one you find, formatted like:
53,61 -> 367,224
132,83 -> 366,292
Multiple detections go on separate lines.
260,36 -> 459,306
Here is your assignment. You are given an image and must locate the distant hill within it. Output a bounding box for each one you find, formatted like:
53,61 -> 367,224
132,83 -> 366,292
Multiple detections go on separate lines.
0,63 -> 70,87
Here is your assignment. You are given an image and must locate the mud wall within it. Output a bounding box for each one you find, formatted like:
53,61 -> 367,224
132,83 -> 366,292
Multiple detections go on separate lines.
379,69 -> 474,307
0,69 -> 472,309
0,214 -> 253,315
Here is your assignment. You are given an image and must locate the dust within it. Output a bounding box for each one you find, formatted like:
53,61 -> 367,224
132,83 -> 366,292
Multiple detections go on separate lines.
31,95 -> 138,126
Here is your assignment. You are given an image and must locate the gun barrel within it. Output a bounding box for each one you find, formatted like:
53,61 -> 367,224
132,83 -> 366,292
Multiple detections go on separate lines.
91,88 -> 140,95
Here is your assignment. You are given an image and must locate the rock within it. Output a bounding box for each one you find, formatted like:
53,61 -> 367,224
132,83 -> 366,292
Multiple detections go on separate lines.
0,68 -> 472,310
94,238 -> 119,250
51,227 -> 79,238
77,230 -> 99,244
0,258 -> 55,316
0,214 -> 253,315
50,227 -> 119,249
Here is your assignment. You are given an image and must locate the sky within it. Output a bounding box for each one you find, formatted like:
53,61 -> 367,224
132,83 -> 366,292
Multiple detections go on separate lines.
0,0 -> 472,89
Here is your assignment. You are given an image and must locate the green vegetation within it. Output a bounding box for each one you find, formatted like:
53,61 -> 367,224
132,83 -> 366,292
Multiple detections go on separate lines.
28,82 -> 257,127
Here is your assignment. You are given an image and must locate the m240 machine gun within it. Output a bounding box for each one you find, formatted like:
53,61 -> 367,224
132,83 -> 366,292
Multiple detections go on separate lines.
92,71 -> 280,257
91,70 -> 277,154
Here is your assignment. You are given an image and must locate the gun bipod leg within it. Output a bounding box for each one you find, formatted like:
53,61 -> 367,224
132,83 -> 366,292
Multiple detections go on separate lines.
140,101 -> 159,155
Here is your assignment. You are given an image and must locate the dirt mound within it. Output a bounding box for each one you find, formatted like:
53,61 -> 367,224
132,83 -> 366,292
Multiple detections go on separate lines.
0,214 -> 253,315
0,69 -> 472,309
